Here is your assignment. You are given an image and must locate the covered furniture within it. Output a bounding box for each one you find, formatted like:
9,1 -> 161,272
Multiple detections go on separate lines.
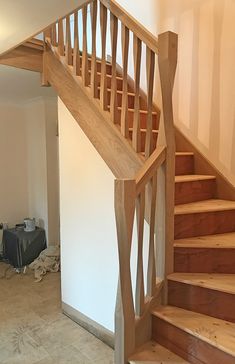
3,227 -> 46,269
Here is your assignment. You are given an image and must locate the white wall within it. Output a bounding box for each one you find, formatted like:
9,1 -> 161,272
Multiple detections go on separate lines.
58,99 -> 118,332
58,98 -> 151,332
24,97 -> 59,243
24,98 -> 49,237
44,98 -> 60,244
116,0 -> 235,186
0,102 -> 29,226
0,96 -> 59,245
0,0 -> 92,55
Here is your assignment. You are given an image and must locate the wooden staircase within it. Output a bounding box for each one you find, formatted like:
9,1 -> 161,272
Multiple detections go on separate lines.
3,0 -> 233,362
130,149 -> 235,363
42,2 -> 235,363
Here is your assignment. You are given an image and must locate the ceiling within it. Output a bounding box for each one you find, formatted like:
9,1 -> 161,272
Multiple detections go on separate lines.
0,0 -> 87,55
0,65 -> 56,103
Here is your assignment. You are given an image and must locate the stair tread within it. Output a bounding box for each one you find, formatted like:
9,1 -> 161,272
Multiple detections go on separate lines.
168,273 -> 235,294
129,340 -> 189,363
107,105 -> 158,115
175,152 -> 194,156
141,152 -> 191,157
88,69 -> 123,80
174,232 -> 235,248
116,106 -> 158,115
97,85 -> 135,96
87,56 -> 111,65
152,305 -> 235,357
129,127 -> 158,134
175,174 -> 216,183
175,199 -> 235,215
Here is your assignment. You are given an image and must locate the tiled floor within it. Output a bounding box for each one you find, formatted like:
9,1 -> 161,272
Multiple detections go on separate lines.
0,263 -> 114,364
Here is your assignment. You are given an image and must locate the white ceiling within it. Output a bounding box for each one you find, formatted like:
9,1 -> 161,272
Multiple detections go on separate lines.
0,0 -> 87,55
0,65 -> 56,103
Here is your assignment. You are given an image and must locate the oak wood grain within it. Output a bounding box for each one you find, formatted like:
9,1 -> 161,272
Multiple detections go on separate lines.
45,48 -> 142,178
0,45 -> 42,72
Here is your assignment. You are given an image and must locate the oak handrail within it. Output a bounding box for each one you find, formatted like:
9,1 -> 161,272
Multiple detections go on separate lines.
100,0 -> 158,55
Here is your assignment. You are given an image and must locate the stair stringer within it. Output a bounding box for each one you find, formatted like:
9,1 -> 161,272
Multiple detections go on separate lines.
44,47 -> 143,179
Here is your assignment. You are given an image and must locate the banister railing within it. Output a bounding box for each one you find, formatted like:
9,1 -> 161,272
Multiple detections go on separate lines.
100,0 -> 158,55
41,1 -> 177,363
43,0 -> 163,160
114,147 -> 167,363
114,29 -> 177,363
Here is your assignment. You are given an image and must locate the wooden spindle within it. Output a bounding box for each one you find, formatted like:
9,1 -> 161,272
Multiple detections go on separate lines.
147,174 -> 157,296
58,19 -> 64,56
121,25 -> 130,137
51,23 -> 57,47
132,35 -> 142,152
82,5 -> 89,86
73,11 -> 81,76
90,0 -> 98,98
135,190 -> 145,316
114,179 -> 136,364
43,27 -> 52,45
65,15 -> 72,65
145,47 -> 155,158
100,3 -> 108,110
110,13 -> 118,123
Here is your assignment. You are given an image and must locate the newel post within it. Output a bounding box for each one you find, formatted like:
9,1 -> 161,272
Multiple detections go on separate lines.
158,31 -> 178,300
114,179 -> 136,364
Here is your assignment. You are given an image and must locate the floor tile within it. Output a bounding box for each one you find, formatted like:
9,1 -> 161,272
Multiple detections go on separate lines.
0,263 -> 114,364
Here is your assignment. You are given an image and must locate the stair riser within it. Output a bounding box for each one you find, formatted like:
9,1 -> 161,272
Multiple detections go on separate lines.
175,154 -> 194,175
174,210 -> 235,239
174,247 -> 235,273
129,130 -> 158,152
92,73 -> 132,91
168,281 -> 235,323
116,109 -> 159,130
175,179 -> 216,205
152,317 -> 234,364
87,72 -> 132,92
98,89 -> 147,109
87,58 -> 112,74
79,57 -> 113,74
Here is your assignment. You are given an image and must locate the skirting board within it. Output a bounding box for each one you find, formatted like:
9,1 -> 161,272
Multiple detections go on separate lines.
62,302 -> 114,349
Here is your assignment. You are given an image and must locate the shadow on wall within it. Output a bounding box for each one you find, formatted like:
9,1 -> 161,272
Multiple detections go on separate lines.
158,0 -> 235,185
38,218 -> 45,230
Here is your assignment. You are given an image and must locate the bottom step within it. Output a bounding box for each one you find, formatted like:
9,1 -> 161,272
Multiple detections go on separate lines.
129,340 -> 189,363
152,306 -> 235,364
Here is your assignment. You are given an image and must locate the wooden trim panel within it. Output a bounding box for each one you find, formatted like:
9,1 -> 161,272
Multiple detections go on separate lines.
45,48 -> 143,178
62,302 -> 114,348
0,45 -> 43,72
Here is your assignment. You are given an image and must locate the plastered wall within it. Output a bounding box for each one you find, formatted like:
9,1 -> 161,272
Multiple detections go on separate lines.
0,97 -> 59,244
